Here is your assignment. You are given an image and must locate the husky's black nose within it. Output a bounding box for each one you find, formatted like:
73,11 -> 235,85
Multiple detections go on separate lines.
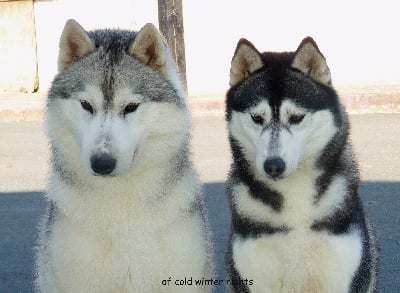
264,157 -> 285,178
90,154 -> 116,175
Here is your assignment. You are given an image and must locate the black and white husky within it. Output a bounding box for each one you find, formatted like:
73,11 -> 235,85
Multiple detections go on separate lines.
35,19 -> 213,292
225,37 -> 378,292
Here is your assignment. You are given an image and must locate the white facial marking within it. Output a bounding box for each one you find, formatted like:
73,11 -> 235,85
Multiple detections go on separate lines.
229,99 -> 337,180
272,100 -> 311,177
72,86 -> 146,176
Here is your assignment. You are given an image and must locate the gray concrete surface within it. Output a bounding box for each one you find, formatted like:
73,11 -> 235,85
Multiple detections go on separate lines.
0,114 -> 399,292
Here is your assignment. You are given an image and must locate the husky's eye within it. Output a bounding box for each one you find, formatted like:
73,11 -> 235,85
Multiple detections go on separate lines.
251,114 -> 264,125
80,100 -> 94,115
124,103 -> 140,116
289,114 -> 305,124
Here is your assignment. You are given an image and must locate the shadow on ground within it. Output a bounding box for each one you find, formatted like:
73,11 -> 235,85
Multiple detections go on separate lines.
0,192 -> 45,293
0,181 -> 398,292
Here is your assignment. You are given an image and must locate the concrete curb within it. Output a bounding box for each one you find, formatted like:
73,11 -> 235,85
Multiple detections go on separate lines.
188,85 -> 400,116
1,85 -> 400,122
0,91 -> 46,122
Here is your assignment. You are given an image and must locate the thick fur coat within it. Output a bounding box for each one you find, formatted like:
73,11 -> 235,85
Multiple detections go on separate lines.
35,20 -> 213,292
225,37 -> 378,293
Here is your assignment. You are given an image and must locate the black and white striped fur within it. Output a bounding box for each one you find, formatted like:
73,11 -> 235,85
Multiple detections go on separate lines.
225,37 -> 378,293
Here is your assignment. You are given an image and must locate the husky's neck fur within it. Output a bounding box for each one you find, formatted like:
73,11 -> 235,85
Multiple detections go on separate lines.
228,134 -> 361,239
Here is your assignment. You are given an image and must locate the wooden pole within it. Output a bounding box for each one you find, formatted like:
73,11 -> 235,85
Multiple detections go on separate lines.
158,0 -> 187,94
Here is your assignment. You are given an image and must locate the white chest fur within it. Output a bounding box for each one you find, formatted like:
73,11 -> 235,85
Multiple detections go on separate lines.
232,171 -> 362,292
233,230 -> 362,293
41,171 -> 210,293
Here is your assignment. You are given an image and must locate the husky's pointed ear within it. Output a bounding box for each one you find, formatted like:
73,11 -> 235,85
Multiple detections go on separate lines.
230,39 -> 264,87
292,37 -> 332,86
58,19 -> 95,72
128,23 -> 168,76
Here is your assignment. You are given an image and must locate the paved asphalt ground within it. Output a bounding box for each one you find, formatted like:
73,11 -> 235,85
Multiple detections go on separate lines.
0,114 -> 399,292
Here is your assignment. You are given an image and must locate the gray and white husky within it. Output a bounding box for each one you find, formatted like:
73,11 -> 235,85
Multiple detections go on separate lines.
35,19 -> 213,292
225,37 -> 378,292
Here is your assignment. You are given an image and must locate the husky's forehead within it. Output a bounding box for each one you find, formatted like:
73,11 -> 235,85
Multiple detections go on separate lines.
88,29 -> 137,60
226,68 -> 339,120
48,29 -> 181,106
